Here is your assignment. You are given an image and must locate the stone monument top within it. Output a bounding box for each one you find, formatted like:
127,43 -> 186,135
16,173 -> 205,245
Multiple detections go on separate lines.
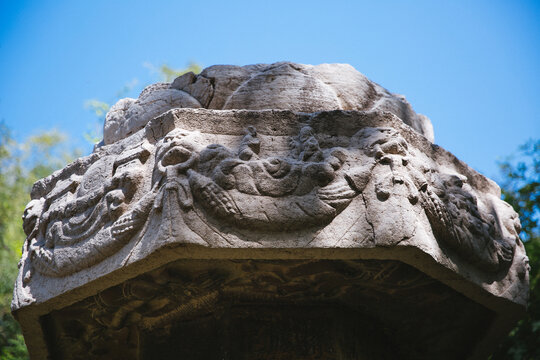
103,62 -> 434,145
13,63 -> 528,359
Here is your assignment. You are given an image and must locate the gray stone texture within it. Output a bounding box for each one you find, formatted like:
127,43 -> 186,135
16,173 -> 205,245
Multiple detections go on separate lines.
103,62 -> 434,145
13,63 -> 528,360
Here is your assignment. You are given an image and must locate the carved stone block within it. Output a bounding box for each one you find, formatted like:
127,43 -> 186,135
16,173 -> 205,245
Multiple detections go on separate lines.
13,64 -> 528,359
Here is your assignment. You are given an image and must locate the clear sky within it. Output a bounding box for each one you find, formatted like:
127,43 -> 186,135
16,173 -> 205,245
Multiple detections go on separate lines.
0,0 -> 538,180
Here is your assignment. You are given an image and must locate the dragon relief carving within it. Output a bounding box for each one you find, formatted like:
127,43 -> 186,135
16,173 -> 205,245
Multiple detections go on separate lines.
23,144 -> 152,278
350,127 -> 517,271
22,125 -> 518,279
421,172 -> 517,272
113,125 -> 355,237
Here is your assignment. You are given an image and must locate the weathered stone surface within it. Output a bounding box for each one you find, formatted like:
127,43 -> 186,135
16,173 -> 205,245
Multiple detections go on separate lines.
13,66 -> 527,359
104,83 -> 201,144
103,62 -> 434,145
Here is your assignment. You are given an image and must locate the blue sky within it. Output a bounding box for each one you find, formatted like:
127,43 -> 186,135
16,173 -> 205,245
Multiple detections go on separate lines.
0,0 -> 538,179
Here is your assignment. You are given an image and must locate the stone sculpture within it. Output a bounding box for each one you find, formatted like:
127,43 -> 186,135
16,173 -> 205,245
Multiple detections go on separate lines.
22,120 -> 521,278
103,62 -> 434,145
12,63 -> 528,360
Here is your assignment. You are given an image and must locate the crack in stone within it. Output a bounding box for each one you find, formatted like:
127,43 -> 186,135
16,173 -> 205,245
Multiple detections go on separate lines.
361,193 -> 376,244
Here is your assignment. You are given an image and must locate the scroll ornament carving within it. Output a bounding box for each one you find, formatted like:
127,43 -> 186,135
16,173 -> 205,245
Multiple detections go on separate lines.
21,124 -> 519,280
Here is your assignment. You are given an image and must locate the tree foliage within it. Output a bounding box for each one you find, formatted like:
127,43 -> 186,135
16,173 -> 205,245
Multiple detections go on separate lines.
0,125 -> 28,360
157,62 -> 202,82
492,139 -> 540,359
0,123 -> 79,359
83,62 -> 202,143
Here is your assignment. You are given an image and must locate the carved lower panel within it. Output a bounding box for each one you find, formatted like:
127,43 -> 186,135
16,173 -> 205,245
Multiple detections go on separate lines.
41,259 -> 494,360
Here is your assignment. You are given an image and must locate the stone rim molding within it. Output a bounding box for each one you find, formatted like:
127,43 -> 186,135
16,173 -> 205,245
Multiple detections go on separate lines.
12,108 -> 528,359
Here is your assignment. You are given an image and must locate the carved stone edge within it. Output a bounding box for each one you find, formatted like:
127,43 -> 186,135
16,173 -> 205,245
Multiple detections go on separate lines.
14,109 -> 528,305
146,108 -> 501,194
25,108 -> 502,214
